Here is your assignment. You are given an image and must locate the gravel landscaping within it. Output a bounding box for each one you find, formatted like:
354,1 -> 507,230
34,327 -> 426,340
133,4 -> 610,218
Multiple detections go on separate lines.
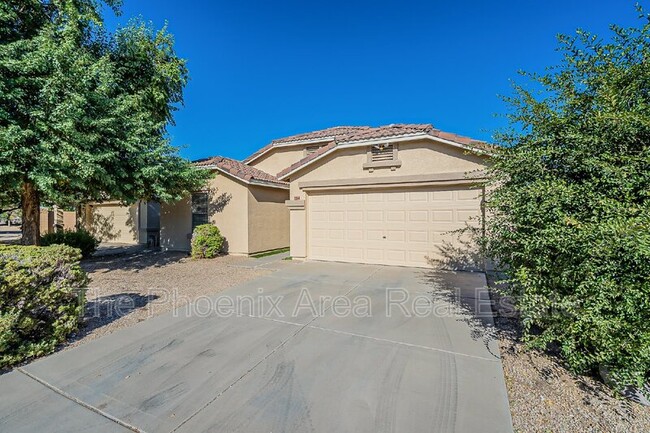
65,251 -> 281,349
489,282 -> 650,433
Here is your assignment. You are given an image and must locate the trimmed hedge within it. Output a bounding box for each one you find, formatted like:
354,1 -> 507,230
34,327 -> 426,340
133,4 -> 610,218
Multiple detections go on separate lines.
41,229 -> 99,259
0,245 -> 87,368
191,224 -> 224,259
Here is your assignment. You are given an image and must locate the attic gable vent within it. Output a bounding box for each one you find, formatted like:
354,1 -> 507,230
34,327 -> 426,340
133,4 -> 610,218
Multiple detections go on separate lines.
371,143 -> 395,162
363,143 -> 402,171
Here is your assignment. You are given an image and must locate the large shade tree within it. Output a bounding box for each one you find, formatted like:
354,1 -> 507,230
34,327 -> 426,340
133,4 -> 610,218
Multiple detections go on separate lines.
0,0 -> 211,244
484,8 -> 650,390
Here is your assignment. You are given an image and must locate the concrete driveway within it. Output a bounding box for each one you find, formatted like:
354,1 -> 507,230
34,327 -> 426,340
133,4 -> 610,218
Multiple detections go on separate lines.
0,261 -> 513,433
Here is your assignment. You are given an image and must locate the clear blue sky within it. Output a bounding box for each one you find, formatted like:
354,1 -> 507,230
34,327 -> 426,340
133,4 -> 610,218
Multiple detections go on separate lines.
104,1 -> 640,161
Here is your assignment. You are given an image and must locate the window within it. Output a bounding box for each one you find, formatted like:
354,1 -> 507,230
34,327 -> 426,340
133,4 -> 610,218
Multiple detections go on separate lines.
191,192 -> 209,230
363,143 -> 401,170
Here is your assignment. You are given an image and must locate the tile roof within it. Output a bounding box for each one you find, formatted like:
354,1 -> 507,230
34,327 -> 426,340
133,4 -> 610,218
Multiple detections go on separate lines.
270,124 -> 491,178
194,156 -> 288,188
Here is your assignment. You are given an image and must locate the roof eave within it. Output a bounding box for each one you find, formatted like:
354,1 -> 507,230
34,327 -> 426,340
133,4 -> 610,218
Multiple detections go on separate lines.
243,136 -> 337,165
277,134 -> 492,181
202,165 -> 289,190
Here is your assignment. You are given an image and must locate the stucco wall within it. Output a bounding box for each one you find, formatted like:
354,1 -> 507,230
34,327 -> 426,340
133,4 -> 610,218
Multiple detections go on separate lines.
247,146 -> 307,177
288,139 -> 488,197
160,173 -> 250,253
247,185 -> 290,254
86,203 -> 139,244
160,197 -> 192,251
209,173 -> 250,254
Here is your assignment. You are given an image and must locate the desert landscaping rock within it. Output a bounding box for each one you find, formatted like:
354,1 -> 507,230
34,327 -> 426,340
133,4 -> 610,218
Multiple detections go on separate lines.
66,251 -> 276,349
490,288 -> 650,433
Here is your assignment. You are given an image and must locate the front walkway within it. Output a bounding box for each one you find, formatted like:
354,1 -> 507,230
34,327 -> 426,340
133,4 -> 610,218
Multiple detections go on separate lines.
0,262 -> 513,432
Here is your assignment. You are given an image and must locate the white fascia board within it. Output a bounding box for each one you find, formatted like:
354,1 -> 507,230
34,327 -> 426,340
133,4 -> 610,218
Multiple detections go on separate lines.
277,134 -> 490,181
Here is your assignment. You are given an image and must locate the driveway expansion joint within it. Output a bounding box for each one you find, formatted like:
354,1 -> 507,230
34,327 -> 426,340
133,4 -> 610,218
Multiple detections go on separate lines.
16,367 -> 147,433
305,325 -> 501,363
169,266 -> 381,433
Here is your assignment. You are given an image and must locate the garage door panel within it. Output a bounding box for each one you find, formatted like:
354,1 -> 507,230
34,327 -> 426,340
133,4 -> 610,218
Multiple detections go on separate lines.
457,189 -> 481,200
347,229 -> 363,241
386,250 -> 406,262
386,230 -> 405,242
365,193 -> 384,203
408,191 -> 428,201
366,210 -> 383,222
346,210 -> 363,221
457,209 -> 481,223
347,248 -> 363,260
308,187 -> 482,268
408,210 -> 428,222
387,192 -> 406,202
431,210 -> 454,222
386,211 -> 405,222
366,249 -> 384,261
431,190 -> 453,201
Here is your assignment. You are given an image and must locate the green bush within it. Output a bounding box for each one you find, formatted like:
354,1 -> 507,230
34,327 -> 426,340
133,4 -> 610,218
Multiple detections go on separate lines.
0,245 -> 87,368
41,229 -> 99,259
191,224 -> 224,259
484,16 -> 650,392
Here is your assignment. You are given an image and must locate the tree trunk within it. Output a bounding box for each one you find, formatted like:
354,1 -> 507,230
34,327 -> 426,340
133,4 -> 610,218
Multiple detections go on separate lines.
21,181 -> 40,245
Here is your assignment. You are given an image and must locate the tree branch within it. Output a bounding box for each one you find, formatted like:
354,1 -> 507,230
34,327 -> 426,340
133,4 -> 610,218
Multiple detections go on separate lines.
0,206 -> 20,215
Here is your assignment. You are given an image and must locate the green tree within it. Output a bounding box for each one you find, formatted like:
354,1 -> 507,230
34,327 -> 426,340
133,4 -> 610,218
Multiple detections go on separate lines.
484,9 -> 650,390
0,0 -> 211,244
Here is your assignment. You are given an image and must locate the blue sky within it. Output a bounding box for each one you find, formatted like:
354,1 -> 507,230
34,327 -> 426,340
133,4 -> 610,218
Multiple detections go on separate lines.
104,1 -> 640,161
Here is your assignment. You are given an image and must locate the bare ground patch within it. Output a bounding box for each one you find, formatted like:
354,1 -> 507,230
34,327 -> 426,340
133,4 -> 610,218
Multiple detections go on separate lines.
489,275 -> 650,433
64,251 -> 277,349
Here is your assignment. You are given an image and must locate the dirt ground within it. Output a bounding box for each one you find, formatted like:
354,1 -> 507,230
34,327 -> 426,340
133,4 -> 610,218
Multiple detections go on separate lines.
491,289 -> 650,432
65,251 -> 279,349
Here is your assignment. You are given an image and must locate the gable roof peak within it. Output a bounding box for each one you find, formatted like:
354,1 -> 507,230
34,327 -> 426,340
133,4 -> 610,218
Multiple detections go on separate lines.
194,155 -> 288,188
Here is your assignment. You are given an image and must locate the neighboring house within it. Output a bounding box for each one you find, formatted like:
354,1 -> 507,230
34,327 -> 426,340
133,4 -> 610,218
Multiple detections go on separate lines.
39,206 -> 76,235
160,157 -> 289,255
161,123 -> 490,268
82,201 -> 160,246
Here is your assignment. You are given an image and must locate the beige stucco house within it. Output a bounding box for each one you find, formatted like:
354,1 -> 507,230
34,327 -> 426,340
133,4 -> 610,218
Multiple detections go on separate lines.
161,124 -> 490,267
82,201 -> 160,245
160,157 -> 290,255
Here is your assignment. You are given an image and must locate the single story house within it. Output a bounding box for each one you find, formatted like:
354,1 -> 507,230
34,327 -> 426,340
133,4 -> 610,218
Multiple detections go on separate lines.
160,157 -> 290,255
82,201 -> 160,246
161,123 -> 490,268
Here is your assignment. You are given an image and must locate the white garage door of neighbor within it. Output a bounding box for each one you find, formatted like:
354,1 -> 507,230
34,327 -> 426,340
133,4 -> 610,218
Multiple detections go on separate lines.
92,205 -> 138,244
308,187 -> 483,268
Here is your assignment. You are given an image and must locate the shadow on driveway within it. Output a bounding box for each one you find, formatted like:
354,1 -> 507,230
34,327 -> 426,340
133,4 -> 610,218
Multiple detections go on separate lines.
68,292 -> 161,344
82,250 -> 187,273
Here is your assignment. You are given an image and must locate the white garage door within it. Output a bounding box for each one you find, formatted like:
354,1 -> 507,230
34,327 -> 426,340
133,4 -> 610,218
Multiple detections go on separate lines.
308,186 -> 483,268
91,204 -> 138,244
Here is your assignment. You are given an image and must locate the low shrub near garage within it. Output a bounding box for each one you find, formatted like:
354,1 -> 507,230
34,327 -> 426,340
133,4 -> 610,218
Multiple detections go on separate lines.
191,224 -> 224,259
41,229 -> 99,259
0,245 -> 87,368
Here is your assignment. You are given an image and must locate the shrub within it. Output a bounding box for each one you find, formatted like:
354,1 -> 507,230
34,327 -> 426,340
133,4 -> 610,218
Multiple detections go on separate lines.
0,245 -> 87,368
484,15 -> 650,392
191,224 -> 224,259
41,229 -> 99,259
